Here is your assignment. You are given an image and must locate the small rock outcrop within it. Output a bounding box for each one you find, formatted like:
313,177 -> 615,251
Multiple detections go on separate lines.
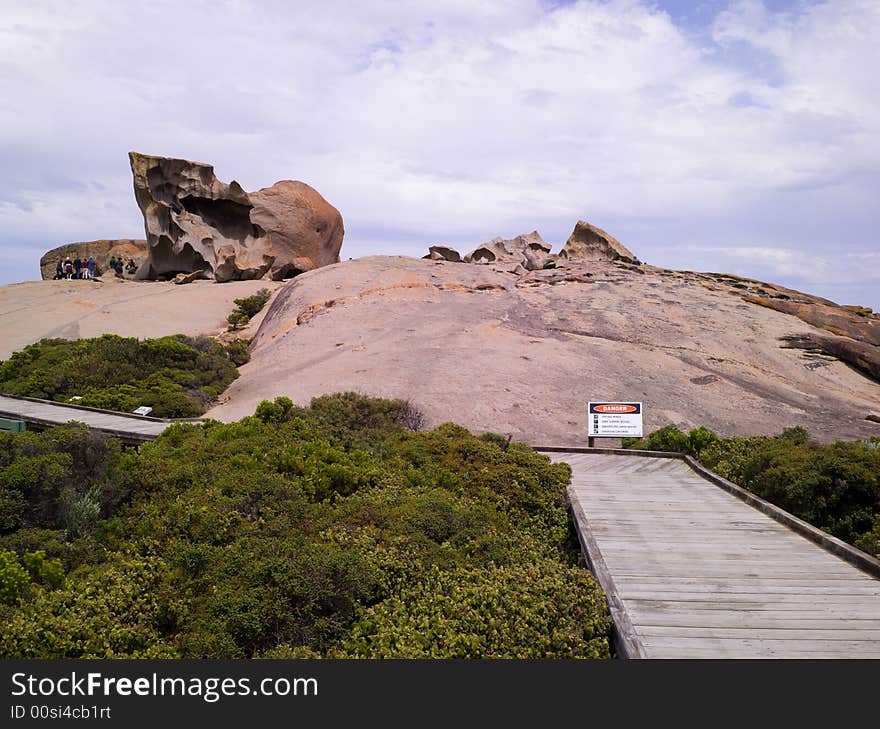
40,239 -> 149,279
424,223 -> 637,273
129,152 -> 344,283
424,246 -> 462,262
781,333 -> 880,382
465,231 -> 551,265
744,296 -> 880,347
559,220 -> 636,263
173,270 -> 211,285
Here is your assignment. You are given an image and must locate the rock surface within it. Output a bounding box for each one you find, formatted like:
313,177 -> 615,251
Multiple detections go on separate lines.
204,255 -> 880,444
40,240 -> 148,279
559,220 -> 636,263
129,152 -> 344,283
0,277 -> 282,360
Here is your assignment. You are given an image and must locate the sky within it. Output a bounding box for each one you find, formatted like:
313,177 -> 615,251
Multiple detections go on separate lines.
1,0 -> 878,308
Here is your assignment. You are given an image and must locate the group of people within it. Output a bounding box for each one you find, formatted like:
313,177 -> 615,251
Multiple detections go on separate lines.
55,256 -> 96,280
53,256 -> 138,280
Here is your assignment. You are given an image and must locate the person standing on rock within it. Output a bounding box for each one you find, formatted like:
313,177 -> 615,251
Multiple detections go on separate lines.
73,257 -> 82,279
86,257 -> 96,280
108,256 -> 117,277
54,259 -> 63,279
64,258 -> 73,279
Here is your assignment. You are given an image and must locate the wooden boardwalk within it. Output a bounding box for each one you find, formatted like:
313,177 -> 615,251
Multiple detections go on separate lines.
549,451 -> 880,659
0,394 -> 175,443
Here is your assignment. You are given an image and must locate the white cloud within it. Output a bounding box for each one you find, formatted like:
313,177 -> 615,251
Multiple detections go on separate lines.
0,0 -> 878,307
679,244 -> 880,284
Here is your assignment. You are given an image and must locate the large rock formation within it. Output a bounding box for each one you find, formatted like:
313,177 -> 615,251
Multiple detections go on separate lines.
204,255 -> 880,444
129,152 -> 344,282
40,239 -> 148,279
559,220 -> 636,263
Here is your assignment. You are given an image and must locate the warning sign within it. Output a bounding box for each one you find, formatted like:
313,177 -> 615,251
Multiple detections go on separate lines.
588,402 -> 643,438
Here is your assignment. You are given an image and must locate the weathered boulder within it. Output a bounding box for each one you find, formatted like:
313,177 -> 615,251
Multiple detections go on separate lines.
463,231 -> 552,266
40,239 -> 149,279
559,220 -> 636,263
129,152 -> 344,283
524,249 -> 556,271
423,246 -> 462,262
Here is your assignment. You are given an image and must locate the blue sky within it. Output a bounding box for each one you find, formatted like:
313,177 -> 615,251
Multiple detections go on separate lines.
1,0 -> 878,308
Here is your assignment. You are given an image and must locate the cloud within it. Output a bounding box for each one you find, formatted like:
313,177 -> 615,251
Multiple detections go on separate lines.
678,244 -> 880,284
0,0 -> 878,308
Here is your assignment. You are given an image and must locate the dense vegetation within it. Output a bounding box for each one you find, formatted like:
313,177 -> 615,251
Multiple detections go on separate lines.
0,394 -> 612,658
227,288 -> 271,330
624,425 -> 880,557
0,334 -> 250,417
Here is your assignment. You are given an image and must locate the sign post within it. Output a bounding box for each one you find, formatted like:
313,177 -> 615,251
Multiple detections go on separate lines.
587,402 -> 643,447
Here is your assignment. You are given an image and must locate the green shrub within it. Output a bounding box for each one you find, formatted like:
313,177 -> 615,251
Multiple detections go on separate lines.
344,562 -> 611,658
687,426 -> 719,455
623,425 -> 719,458
222,339 -> 251,367
0,556 -> 178,658
0,548 -> 62,608
0,334 -> 249,417
0,550 -> 29,605
0,425 -> 136,537
226,310 -> 249,330
228,289 -> 271,330
0,394 -> 611,659
254,396 -> 296,424
21,550 -> 64,589
623,425 -> 689,453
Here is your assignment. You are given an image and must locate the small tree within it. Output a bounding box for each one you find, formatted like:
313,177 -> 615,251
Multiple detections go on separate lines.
227,289 -> 271,331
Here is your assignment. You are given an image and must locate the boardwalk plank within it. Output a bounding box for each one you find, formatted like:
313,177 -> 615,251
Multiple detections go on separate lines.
551,451 -> 880,659
638,638 -> 880,659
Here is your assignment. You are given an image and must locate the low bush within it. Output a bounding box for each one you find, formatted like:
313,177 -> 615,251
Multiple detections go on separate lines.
0,394 -> 612,659
227,289 -> 271,330
344,562 -> 610,658
0,549 -> 63,606
0,425 -> 136,537
0,334 -> 250,417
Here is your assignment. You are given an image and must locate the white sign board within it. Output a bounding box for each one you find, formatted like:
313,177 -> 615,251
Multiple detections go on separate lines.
588,402 -> 643,438
132,406 -> 153,416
